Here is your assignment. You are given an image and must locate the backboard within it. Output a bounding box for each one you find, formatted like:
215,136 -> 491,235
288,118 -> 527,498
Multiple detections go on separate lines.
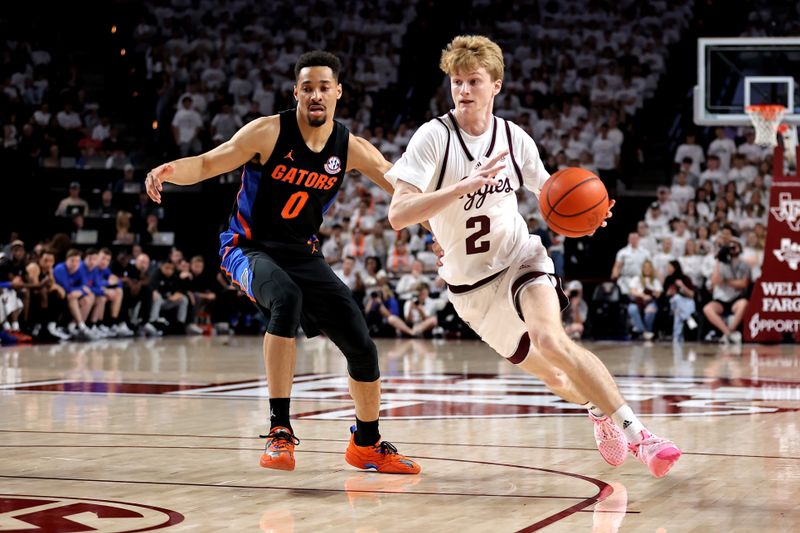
694,37 -> 800,126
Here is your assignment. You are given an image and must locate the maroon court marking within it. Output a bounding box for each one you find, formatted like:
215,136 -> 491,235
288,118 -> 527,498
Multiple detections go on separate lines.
0,448 -> 612,531
1,430 -> 798,461
0,493 -> 183,533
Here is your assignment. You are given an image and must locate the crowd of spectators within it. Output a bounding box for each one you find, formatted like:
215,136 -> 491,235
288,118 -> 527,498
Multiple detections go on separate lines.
608,127 -> 771,344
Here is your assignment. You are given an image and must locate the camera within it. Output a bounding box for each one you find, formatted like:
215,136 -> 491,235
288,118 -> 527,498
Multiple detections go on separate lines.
370,291 -> 380,299
412,297 -> 419,304
568,289 -> 580,298
716,245 -> 732,264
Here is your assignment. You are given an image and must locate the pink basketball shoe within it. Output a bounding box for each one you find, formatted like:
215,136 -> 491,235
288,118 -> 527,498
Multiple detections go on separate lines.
591,415 -> 628,467
628,430 -> 682,478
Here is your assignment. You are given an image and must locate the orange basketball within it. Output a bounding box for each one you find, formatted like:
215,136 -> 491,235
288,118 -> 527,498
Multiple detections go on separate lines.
538,167 -> 609,238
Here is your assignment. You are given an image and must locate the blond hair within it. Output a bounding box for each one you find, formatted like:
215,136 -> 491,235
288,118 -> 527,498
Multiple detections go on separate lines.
439,35 -> 504,81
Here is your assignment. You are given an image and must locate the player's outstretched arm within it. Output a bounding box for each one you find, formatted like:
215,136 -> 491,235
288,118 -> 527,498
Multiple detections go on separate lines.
347,134 -> 394,197
145,116 -> 278,204
387,150 -> 508,230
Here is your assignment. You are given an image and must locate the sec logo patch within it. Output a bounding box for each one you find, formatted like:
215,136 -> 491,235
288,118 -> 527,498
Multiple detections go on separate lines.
325,156 -> 342,174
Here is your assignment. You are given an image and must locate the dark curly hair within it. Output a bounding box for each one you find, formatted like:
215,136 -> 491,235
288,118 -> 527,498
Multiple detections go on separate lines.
294,51 -> 342,81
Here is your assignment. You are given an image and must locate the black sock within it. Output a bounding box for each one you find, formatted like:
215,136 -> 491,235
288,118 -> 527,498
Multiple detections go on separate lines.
354,417 -> 380,446
269,398 -> 291,432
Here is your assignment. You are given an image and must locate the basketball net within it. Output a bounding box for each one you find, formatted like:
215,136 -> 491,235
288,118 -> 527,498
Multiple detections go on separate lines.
746,104 -> 785,147
746,104 -> 797,169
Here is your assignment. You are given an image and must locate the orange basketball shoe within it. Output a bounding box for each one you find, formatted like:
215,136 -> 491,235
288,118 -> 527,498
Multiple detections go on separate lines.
344,426 -> 421,474
591,414 -> 628,467
259,427 -> 299,471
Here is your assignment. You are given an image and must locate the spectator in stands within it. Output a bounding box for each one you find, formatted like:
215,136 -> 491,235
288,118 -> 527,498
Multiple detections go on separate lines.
737,130 -> 766,164
674,131 -> 704,175
363,221 -> 392,266
361,256 -> 387,294
644,202 -> 669,238
150,260 -> 200,335
395,260 -> 431,301
629,223 -> 655,260
728,153 -> 758,195
188,255 -> 217,322
707,127 -> 736,171
210,103 -> 242,144
53,249 -> 95,340
627,259 -> 662,340
386,239 -> 413,274
741,230 -> 764,281
321,223 -> 346,266
699,155 -> 726,190
365,284 -> 414,337
24,249 -> 70,341
679,239 -> 705,289
403,284 -> 444,337
333,256 -> 364,303
172,96 -> 203,156
653,237 -> 676,279
591,123 -> 620,193
116,252 -> 159,337
114,210 -> 135,245
97,248 -> 133,336
671,171 -> 694,211
114,163 -> 142,194
54,181 -> 89,217
562,280 -> 588,340
663,260 -> 697,342
0,240 -> 28,337
91,190 -> 117,218
702,239 -> 750,344
344,226 -> 369,264
655,186 -> 680,220
611,232 -> 651,296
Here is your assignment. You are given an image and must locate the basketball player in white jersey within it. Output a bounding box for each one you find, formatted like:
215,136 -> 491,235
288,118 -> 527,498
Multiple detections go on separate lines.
386,35 -> 681,477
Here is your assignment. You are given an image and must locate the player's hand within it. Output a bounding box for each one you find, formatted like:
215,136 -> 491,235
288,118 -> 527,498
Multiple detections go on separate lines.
588,199 -> 616,236
432,235 -> 444,267
145,163 -> 174,204
599,199 -> 615,228
452,150 -> 508,197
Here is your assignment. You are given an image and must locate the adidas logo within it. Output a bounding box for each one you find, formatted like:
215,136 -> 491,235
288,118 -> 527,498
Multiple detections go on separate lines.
622,420 -> 632,429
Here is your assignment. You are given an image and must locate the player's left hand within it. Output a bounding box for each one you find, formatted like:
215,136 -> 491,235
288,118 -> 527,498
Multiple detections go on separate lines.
432,236 -> 444,267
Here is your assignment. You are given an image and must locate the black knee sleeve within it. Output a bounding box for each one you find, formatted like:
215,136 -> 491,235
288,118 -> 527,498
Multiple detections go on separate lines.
253,269 -> 303,338
342,333 -> 380,382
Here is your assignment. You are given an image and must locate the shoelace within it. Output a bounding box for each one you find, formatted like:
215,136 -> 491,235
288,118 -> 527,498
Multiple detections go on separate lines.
378,441 -> 398,455
259,430 -> 300,450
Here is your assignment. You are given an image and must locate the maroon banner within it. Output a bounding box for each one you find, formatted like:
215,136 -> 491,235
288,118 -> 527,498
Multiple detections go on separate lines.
744,146 -> 800,343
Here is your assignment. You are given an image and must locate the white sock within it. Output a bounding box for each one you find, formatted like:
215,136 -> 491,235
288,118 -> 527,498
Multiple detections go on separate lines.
583,402 -> 605,419
611,404 -> 648,443
11,321 -> 20,331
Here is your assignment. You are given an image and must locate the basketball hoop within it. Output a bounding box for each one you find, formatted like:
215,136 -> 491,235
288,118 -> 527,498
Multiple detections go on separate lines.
746,104 -> 786,146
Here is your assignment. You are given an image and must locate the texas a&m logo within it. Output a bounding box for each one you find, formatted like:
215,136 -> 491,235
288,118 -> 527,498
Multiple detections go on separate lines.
773,238 -> 800,270
770,192 -> 800,231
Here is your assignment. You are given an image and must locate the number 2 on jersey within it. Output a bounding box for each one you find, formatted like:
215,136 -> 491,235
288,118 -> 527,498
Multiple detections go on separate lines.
466,215 -> 490,254
281,191 -> 309,219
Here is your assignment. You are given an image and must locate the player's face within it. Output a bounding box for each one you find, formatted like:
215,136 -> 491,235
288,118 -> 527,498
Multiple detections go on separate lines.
66,255 -> 81,273
450,68 -> 502,116
294,66 -> 342,128
98,253 -> 111,269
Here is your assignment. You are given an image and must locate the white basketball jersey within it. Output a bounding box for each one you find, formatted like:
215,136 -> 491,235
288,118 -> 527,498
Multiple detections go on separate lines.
386,112 -> 551,286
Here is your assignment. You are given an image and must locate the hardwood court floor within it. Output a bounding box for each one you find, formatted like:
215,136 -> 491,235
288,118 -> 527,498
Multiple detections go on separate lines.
1,336 -> 799,532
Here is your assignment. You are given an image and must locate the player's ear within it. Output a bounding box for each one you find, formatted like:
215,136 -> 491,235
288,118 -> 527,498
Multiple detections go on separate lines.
293,85 -> 298,101
493,79 -> 502,95
337,83 -> 342,100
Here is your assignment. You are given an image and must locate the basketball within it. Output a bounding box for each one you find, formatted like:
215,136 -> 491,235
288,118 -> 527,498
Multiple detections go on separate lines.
538,167 -> 609,238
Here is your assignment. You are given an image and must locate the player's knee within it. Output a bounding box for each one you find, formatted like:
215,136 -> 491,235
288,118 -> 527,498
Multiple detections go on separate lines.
702,302 -> 717,317
266,283 -> 303,337
529,328 -> 570,361
346,338 -> 380,382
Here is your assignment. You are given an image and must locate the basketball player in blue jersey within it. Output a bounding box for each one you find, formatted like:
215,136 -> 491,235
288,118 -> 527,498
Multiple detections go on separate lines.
145,51 -> 419,474
387,35 -> 680,477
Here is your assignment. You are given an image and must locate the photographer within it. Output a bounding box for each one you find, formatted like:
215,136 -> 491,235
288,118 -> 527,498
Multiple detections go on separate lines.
364,285 -> 414,337
702,240 -> 750,344
403,284 -> 445,337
